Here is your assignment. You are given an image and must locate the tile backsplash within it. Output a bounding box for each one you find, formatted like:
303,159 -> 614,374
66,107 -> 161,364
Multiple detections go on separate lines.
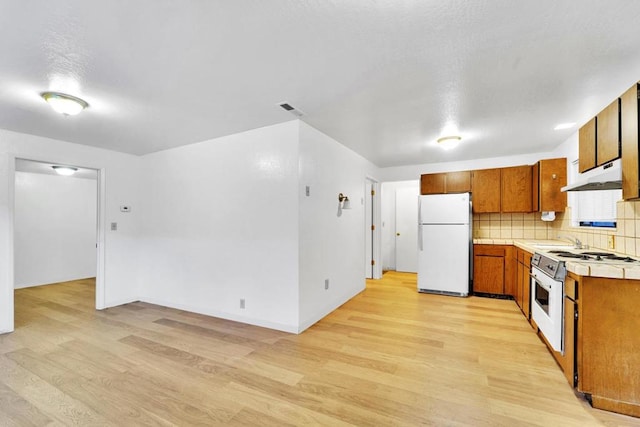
473,213 -> 553,240
474,199 -> 640,257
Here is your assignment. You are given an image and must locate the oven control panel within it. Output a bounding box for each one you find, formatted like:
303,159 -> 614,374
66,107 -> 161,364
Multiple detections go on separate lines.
532,253 -> 566,281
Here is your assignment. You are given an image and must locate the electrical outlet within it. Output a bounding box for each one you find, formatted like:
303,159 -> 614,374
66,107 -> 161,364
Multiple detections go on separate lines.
608,235 -> 615,250
240,298 -> 245,309
324,279 -> 329,290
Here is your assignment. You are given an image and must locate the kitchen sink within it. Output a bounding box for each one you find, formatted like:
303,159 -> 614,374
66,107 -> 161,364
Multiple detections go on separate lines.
531,244 -> 576,250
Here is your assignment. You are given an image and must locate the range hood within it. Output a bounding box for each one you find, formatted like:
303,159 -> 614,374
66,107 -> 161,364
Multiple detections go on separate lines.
561,159 -> 622,192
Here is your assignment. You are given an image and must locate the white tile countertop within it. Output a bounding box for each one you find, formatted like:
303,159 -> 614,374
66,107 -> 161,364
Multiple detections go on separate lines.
473,238 -> 640,279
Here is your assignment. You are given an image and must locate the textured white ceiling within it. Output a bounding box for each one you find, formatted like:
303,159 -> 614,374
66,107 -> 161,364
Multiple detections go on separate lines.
2,1 -> 640,167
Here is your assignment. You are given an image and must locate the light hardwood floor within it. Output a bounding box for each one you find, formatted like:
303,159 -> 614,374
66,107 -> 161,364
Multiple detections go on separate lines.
2,272 -> 639,426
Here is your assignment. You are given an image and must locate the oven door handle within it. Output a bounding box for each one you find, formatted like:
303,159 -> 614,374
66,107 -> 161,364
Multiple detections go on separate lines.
529,273 -> 552,292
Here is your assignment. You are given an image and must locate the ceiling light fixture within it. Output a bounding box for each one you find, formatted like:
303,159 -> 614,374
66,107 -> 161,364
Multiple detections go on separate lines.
436,135 -> 462,150
554,122 -> 576,130
41,92 -> 89,116
52,166 -> 78,176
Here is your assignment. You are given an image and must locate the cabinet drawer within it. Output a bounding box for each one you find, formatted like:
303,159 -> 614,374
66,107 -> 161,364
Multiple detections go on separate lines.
474,245 -> 505,256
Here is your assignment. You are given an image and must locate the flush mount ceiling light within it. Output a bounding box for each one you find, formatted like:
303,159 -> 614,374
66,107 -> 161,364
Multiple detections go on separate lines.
52,165 -> 78,176
554,122 -> 576,130
436,135 -> 462,150
41,92 -> 89,116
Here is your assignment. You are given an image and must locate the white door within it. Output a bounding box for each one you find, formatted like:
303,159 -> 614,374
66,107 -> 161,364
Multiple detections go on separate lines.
395,187 -> 418,273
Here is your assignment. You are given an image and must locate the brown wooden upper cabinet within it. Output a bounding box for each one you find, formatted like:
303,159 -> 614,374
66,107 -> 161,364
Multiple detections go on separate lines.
421,173 -> 445,194
420,171 -> 470,195
533,158 -> 567,212
471,168 -> 501,213
501,165 -> 532,212
579,98 -> 621,173
578,118 -> 597,173
597,98 -> 621,166
622,82 -> 640,200
445,171 -> 472,193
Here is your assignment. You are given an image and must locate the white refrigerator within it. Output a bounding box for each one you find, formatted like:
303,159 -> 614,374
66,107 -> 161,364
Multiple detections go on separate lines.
418,193 -> 471,296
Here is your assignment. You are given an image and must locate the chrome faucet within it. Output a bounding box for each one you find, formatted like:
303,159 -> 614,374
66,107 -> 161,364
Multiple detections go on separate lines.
558,234 -> 584,249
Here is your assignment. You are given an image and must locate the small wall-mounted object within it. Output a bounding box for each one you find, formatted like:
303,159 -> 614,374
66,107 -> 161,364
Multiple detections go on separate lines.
120,205 -> 131,213
338,193 -> 351,209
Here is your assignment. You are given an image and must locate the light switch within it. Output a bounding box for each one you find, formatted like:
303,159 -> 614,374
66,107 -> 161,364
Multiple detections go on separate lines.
111,222 -> 117,231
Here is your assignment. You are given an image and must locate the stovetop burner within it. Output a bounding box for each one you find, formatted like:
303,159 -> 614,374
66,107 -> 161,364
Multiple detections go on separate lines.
545,250 -> 638,263
548,251 -> 591,260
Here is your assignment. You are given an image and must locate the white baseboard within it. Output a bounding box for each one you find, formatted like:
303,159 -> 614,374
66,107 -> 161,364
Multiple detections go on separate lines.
298,285 -> 365,333
137,296 -> 299,334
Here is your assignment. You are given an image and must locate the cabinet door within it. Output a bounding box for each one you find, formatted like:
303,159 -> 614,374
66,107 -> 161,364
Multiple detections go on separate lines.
579,118 -> 597,173
597,98 -> 621,166
523,252 -> 532,320
563,277 -> 577,388
421,173 -> 445,194
504,246 -> 517,296
538,158 -> 567,212
471,169 -> 501,213
473,255 -> 504,294
532,162 -> 540,212
501,165 -> 533,213
445,171 -> 471,193
621,83 -> 640,200
516,260 -> 524,309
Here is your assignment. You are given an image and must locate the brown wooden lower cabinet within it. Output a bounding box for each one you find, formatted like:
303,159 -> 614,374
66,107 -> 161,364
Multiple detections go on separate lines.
562,276 -> 578,388
511,247 -> 532,319
473,247 -> 504,294
545,273 -> 640,418
577,275 -> 640,417
472,245 -> 515,295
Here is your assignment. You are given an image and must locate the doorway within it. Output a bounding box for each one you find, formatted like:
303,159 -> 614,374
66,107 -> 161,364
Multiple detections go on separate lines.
381,180 -> 419,272
395,187 -> 418,272
12,158 -> 104,326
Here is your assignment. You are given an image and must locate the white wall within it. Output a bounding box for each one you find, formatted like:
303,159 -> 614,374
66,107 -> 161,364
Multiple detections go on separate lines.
0,129 -> 142,334
380,180 -> 419,271
298,122 -> 379,332
14,172 -> 97,288
138,122 -> 301,333
551,131 -> 579,163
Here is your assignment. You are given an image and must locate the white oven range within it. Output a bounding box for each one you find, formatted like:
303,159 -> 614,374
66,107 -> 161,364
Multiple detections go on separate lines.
530,253 -> 566,353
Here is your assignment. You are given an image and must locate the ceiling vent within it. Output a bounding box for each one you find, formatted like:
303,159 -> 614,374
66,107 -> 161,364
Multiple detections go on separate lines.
278,102 -> 305,117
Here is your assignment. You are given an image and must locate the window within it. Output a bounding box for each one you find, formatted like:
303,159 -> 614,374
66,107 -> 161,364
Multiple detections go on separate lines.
568,160 -> 621,228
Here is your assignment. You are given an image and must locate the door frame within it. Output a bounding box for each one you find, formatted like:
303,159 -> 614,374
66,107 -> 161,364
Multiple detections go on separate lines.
365,176 -> 382,279
7,155 -> 106,332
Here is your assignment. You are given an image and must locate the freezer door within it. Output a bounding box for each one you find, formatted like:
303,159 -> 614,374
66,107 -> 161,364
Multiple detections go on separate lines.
419,193 -> 470,224
418,224 -> 470,295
